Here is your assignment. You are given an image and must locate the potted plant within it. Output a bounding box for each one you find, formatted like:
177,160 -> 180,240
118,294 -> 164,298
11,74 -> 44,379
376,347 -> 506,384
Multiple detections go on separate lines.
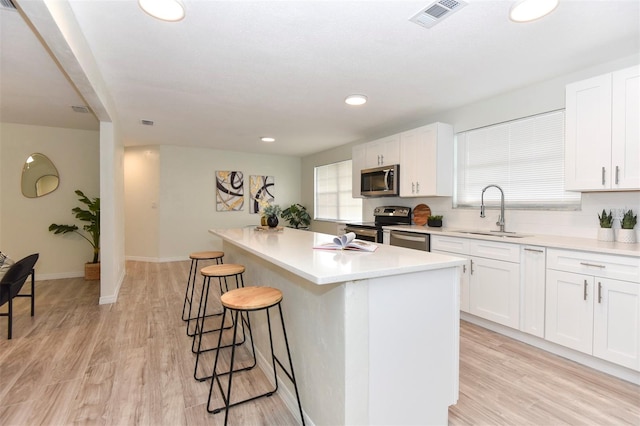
597,209 -> 614,242
49,190 -> 100,280
281,203 -> 311,229
261,204 -> 282,228
427,215 -> 443,227
617,209 -> 637,244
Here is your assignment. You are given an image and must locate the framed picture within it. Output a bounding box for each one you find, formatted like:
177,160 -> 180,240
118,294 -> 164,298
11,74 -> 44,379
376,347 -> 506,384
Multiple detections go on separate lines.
216,171 -> 244,211
249,175 -> 275,214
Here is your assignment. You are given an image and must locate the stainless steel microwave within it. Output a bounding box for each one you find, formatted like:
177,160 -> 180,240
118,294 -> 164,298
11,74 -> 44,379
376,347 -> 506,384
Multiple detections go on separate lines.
360,164 -> 399,197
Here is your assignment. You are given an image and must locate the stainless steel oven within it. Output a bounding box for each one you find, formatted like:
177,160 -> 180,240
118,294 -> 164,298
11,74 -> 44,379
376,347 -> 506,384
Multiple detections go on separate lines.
344,224 -> 379,243
345,206 -> 412,243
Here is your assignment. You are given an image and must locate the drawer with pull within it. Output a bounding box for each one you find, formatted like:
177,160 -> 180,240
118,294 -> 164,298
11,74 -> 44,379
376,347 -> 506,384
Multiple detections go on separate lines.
547,248 -> 640,283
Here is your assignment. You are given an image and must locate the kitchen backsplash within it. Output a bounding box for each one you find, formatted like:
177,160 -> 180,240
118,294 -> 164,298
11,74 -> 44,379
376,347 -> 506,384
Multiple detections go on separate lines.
363,191 -> 640,240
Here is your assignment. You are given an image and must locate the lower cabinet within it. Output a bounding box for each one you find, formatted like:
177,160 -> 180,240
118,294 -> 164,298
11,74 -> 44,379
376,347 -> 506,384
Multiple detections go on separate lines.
431,236 -> 520,327
468,255 -> 520,328
520,246 -> 546,338
546,249 -> 640,371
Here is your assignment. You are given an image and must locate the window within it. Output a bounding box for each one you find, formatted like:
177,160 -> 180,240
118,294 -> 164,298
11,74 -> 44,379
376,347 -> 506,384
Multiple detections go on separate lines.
315,160 -> 362,221
455,110 -> 581,209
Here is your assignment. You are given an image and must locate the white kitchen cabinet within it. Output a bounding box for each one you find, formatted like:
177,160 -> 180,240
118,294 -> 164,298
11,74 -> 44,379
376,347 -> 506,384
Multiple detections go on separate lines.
351,144 -> 366,198
432,243 -> 470,313
469,255 -> 520,328
520,246 -> 546,338
593,278 -> 640,371
546,248 -> 640,371
431,235 -> 520,324
364,134 -> 400,168
565,65 -> 640,191
399,122 -> 453,197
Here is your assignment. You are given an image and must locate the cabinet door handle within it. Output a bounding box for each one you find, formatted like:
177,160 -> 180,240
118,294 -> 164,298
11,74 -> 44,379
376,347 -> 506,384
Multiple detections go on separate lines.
380,154 -> 384,165
470,259 -> 474,275
580,262 -> 605,268
583,280 -> 588,301
524,248 -> 544,253
462,264 -> 466,273
615,166 -> 620,185
598,282 -> 602,304
602,166 -> 606,185
412,182 -> 415,193
416,182 -> 420,193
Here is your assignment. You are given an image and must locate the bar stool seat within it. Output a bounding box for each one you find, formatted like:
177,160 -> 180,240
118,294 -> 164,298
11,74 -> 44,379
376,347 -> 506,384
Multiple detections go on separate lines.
207,286 -> 305,425
182,251 -> 224,337
193,263 -> 252,382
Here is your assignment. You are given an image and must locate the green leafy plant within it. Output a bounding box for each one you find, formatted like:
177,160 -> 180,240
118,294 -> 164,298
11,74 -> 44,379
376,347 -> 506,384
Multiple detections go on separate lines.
621,209 -> 637,229
49,190 -> 100,263
262,204 -> 281,218
598,209 -> 613,228
281,203 -> 311,229
428,215 -> 443,221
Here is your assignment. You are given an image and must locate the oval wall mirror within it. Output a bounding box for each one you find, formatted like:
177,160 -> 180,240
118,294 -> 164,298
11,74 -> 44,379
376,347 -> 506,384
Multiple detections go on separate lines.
21,153 -> 60,198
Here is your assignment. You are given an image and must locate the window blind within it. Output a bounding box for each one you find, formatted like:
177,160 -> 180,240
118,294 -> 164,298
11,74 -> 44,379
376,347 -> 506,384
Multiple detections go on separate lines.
455,110 -> 581,209
315,160 -> 362,221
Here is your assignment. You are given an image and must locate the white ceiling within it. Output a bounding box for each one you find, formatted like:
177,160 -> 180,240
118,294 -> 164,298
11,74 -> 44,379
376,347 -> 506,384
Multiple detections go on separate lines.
2,0 -> 639,157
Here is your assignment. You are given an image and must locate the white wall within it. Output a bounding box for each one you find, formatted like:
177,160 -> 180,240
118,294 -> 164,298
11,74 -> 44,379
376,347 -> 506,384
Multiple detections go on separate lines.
303,55 -> 640,239
124,144 -> 302,261
0,122 -> 100,278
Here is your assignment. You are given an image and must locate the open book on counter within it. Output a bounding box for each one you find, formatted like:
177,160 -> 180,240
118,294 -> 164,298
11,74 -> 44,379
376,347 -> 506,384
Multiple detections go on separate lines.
313,232 -> 378,252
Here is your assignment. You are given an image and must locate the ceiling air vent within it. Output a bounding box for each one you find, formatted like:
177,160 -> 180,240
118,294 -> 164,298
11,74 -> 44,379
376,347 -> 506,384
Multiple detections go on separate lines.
71,105 -> 90,113
140,119 -> 154,126
409,0 -> 468,29
0,0 -> 17,10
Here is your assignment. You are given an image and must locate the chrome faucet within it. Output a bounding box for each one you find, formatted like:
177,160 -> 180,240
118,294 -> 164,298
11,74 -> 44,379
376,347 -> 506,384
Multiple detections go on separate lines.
480,184 -> 505,233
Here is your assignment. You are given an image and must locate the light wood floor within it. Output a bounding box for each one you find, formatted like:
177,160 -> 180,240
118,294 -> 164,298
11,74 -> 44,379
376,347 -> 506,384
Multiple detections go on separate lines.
0,260 -> 638,425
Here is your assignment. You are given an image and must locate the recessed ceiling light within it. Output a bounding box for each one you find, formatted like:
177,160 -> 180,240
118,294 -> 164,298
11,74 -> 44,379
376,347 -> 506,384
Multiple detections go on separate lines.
345,94 -> 368,106
138,0 -> 185,22
509,0 -> 559,23
261,137 -> 275,143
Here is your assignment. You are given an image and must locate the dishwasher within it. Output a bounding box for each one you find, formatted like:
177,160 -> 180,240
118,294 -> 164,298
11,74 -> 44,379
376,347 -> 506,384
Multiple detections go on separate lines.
389,230 -> 430,251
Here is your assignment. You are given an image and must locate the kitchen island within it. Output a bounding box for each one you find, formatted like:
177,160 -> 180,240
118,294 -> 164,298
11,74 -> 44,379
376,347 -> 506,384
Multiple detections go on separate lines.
209,227 -> 465,425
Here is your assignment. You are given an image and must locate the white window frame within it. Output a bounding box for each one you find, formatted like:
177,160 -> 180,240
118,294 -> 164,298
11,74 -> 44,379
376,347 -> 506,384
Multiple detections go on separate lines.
454,110 -> 581,210
314,160 -> 362,221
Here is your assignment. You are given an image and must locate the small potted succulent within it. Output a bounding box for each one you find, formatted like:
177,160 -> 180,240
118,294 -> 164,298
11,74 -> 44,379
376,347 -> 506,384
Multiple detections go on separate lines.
427,215 -> 443,227
617,209 -> 637,244
597,209 -> 614,242
261,204 -> 282,228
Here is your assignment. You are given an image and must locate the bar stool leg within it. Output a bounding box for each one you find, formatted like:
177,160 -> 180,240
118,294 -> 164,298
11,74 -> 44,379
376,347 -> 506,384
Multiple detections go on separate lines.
277,304 -> 305,425
181,258 -> 198,321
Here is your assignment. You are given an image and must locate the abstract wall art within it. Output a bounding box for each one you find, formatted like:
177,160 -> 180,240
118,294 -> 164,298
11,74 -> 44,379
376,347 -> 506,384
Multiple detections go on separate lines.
216,171 -> 244,211
249,175 -> 275,214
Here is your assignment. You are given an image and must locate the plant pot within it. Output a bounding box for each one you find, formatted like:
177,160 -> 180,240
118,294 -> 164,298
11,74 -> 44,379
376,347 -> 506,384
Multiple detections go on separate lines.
427,219 -> 442,227
616,229 -> 637,244
267,215 -> 279,228
597,228 -> 615,242
85,262 -> 100,280
260,216 -> 268,226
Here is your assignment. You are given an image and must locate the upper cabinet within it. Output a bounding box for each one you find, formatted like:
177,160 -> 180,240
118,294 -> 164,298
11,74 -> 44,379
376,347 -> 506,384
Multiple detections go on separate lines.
399,122 -> 453,197
565,65 -> 640,191
352,121 -> 453,199
364,135 -> 400,168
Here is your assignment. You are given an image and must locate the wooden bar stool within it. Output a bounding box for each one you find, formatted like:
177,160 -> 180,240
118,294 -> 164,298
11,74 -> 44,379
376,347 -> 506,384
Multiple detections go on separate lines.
207,286 -> 305,426
193,263 -> 255,382
182,251 -> 224,336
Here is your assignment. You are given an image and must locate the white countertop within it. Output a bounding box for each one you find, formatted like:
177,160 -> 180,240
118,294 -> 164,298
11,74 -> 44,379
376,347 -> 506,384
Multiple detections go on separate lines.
209,227 -> 466,285
383,225 -> 640,257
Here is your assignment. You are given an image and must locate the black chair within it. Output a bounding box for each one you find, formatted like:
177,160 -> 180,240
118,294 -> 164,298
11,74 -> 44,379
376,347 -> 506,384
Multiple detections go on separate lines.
0,253 -> 39,339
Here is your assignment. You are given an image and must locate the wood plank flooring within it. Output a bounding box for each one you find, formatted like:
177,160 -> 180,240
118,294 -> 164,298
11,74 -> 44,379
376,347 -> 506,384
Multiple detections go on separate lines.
0,260 -> 638,425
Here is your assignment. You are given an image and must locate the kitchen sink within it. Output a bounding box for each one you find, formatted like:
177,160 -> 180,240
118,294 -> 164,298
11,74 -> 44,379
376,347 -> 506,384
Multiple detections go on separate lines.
452,230 -> 531,238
